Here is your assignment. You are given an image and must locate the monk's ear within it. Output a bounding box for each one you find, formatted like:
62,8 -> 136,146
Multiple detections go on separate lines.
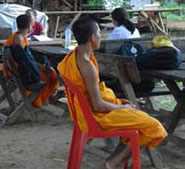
90,34 -> 96,45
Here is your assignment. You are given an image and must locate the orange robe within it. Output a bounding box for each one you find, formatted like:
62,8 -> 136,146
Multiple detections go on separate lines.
57,48 -> 167,149
5,32 -> 58,108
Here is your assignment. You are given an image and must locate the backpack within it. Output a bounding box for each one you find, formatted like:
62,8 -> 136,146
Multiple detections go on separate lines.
136,46 -> 183,70
116,41 -> 144,58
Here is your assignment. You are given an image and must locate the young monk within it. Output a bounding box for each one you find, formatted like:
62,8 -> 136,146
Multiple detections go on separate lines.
5,14 -> 58,108
108,7 -> 140,40
57,16 -> 167,169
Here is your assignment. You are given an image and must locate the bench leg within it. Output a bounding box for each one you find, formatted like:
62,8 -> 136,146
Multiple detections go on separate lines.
0,113 -> 8,127
6,102 -> 25,125
0,76 -> 16,111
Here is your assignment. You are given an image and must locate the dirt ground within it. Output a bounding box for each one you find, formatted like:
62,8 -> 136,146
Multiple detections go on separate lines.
0,108 -> 185,169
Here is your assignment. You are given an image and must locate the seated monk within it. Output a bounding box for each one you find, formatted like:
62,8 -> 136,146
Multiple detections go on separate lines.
57,16 -> 167,169
5,14 -> 58,108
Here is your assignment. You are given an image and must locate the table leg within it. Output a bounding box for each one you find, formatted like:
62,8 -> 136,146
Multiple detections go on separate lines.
116,61 -> 138,106
0,74 -> 15,111
54,16 -> 60,39
168,100 -> 185,133
164,80 -> 185,133
116,60 -> 159,167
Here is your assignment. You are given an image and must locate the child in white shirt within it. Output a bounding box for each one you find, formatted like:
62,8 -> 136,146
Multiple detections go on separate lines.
108,7 -> 141,40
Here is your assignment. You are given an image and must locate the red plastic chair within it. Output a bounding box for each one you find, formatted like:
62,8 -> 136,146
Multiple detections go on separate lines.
63,76 -> 141,169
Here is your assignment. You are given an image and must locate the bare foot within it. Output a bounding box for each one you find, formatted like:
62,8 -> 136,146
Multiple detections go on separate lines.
105,160 -> 116,169
104,144 -> 130,169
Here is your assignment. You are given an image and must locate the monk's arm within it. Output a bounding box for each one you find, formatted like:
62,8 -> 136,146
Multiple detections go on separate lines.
80,60 -> 132,112
14,34 -> 24,47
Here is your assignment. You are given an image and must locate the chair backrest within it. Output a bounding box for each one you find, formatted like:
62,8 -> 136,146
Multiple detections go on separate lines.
63,76 -> 101,133
2,46 -> 18,77
2,47 -> 25,87
2,46 -> 32,97
2,46 -> 36,110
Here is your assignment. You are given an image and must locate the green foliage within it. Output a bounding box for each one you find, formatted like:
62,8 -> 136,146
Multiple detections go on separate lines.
86,0 -> 104,7
86,0 -> 130,9
108,0 -> 130,8
161,2 -> 185,21
166,13 -> 185,21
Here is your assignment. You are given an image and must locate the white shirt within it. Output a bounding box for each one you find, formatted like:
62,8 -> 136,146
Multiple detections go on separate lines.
108,25 -> 141,40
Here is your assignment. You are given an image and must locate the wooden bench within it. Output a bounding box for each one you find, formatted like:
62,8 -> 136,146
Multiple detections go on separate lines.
0,47 -> 66,126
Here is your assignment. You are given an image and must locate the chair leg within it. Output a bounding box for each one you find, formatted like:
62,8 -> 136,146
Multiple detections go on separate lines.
129,135 -> 141,169
67,125 -> 87,169
145,148 -> 156,167
123,159 -> 128,169
67,126 -> 78,169
75,132 -> 87,169
6,102 -> 25,125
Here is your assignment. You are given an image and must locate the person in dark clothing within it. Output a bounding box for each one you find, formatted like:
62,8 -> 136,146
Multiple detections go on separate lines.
5,14 -> 58,108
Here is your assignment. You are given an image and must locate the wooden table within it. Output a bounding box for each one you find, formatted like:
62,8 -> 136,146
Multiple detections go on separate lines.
30,39 -> 185,136
0,39 -> 64,46
31,40 -> 185,135
95,52 -> 185,136
1,38 -> 185,133
31,45 -> 69,57
142,65 -> 185,134
30,45 -> 69,68
97,38 -> 185,135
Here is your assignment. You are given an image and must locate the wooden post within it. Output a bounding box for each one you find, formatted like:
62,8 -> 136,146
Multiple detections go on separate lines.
79,0 -> 82,10
54,16 -> 60,38
61,0 -> 73,9
59,20 -> 63,39
69,13 -> 82,28
74,0 -> 78,11
139,11 -> 168,35
158,12 -> 166,33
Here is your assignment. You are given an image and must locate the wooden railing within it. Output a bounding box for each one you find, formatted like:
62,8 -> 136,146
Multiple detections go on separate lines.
44,8 -> 180,38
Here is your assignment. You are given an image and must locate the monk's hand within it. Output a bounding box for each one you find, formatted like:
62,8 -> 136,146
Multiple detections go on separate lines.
129,103 -> 137,108
122,103 -> 137,109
